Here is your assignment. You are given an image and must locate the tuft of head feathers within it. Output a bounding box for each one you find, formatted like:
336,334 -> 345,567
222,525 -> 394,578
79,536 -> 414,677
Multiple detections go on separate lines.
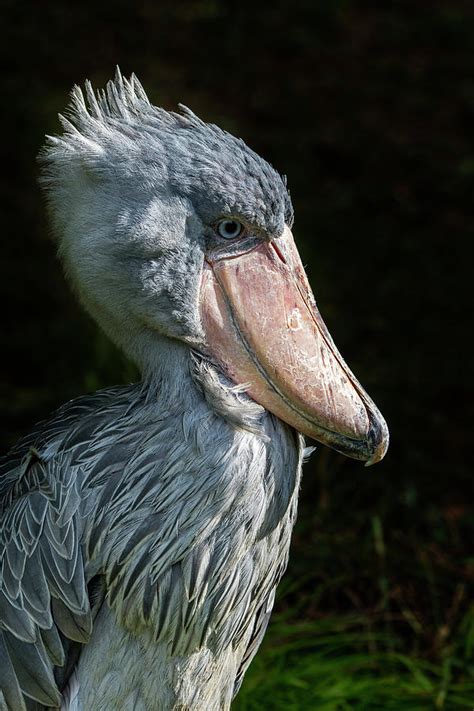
39,67 -> 293,239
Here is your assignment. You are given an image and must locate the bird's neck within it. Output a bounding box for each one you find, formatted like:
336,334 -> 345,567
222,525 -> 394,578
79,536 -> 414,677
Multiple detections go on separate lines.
136,334 -> 269,437
138,336 -> 202,411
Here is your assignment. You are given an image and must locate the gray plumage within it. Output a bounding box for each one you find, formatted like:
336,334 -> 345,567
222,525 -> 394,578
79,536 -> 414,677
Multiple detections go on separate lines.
1,70 -> 304,709
1,372 -> 302,709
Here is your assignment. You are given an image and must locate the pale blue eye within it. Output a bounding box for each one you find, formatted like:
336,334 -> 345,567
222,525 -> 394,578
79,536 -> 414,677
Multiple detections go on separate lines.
216,219 -> 244,240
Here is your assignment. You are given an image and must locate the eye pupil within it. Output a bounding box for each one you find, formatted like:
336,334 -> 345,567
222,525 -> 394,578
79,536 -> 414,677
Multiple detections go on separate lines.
217,219 -> 243,239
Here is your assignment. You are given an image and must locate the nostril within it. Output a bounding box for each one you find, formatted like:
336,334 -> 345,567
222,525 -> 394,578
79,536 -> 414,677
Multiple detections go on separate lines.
271,240 -> 287,265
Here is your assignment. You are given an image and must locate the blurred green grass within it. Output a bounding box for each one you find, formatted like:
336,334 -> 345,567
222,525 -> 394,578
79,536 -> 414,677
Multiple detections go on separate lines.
235,590 -> 474,710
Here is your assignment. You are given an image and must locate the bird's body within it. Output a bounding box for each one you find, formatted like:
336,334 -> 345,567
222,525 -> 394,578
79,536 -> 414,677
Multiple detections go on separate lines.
1,343 -> 301,710
0,70 -> 388,709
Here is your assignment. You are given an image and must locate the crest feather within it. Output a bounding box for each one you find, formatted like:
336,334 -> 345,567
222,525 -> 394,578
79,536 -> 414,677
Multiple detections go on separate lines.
38,69 -> 294,238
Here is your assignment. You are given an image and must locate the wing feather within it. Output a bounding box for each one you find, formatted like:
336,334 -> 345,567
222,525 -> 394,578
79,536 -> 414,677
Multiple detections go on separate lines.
39,624 -> 65,667
0,632 -> 27,711
0,449 -> 91,708
50,598 -> 92,643
0,589 -> 36,642
3,630 -> 61,707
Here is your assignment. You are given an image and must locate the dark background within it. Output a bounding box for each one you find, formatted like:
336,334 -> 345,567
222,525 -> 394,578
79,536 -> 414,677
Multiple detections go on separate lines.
1,1 -> 472,707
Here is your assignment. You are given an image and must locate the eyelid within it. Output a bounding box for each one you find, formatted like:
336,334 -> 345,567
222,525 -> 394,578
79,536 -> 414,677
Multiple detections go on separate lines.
214,216 -> 243,226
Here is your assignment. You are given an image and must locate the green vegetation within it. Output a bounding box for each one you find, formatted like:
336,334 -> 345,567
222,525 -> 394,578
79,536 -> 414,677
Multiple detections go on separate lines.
236,586 -> 473,710
236,614 -> 474,709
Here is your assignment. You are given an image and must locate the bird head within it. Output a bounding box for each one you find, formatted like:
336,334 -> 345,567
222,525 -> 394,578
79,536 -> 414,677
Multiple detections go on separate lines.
39,69 -> 388,465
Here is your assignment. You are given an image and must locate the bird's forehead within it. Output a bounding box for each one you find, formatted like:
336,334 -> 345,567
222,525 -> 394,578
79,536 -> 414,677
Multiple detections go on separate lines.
142,118 -> 292,236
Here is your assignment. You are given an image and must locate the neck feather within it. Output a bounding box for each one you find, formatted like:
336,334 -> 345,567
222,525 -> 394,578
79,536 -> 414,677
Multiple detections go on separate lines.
137,335 -> 268,437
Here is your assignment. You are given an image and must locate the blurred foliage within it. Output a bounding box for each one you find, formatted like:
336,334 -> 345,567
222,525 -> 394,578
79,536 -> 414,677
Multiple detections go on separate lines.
234,606 -> 474,709
1,0 -> 473,707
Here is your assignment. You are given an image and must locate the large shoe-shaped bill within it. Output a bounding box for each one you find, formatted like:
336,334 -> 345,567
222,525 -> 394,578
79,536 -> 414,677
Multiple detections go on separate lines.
200,226 -> 389,465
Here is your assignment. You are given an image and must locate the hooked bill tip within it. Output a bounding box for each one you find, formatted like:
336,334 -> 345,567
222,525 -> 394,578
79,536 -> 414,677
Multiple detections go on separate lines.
364,416 -> 390,467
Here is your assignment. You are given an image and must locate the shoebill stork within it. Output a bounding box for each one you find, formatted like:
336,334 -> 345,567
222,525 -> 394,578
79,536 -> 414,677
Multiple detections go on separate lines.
0,70 -> 388,710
